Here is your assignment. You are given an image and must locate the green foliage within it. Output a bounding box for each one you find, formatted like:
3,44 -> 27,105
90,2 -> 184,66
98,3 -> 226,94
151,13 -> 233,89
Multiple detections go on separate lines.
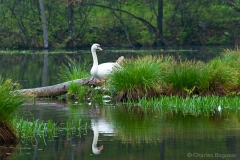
107,49 -> 240,99
108,55 -> 166,100
58,60 -> 92,100
166,61 -> 202,95
13,117 -> 88,139
125,95 -> 240,116
202,58 -> 239,94
0,0 -> 240,48
58,60 -> 90,82
0,78 -> 26,123
67,82 -> 90,100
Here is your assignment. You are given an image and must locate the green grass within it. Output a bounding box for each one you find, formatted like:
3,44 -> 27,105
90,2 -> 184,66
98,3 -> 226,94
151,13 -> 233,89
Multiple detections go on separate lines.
108,55 -> 171,100
106,49 -> 240,99
0,78 -> 26,123
57,60 -> 92,100
55,49 -> 240,117
57,60 -> 90,82
0,78 -> 27,143
67,82 -> 90,100
12,117 -> 89,140
123,95 -> 240,116
165,60 -> 203,95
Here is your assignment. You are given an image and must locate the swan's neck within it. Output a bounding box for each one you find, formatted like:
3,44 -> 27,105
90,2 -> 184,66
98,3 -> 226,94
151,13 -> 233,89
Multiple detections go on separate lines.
91,48 -> 98,67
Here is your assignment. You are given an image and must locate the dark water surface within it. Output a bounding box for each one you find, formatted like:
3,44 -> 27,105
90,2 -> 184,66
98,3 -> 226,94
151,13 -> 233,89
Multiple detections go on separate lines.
10,100 -> 240,160
1,46 -> 239,160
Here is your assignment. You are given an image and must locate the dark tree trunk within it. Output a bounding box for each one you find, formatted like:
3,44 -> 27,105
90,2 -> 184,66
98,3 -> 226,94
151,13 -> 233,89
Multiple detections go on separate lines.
157,0 -> 164,46
39,0 -> 49,49
66,0 -> 74,49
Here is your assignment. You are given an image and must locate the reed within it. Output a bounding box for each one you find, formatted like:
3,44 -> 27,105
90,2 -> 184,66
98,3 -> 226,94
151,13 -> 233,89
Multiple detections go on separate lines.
57,60 -> 92,100
220,49 -> 240,89
201,58 -> 239,94
108,55 -> 171,100
67,82 -> 90,100
0,78 -> 26,144
165,60 -> 203,96
0,78 -> 26,123
57,60 -> 90,82
123,95 -> 240,116
12,117 -> 88,139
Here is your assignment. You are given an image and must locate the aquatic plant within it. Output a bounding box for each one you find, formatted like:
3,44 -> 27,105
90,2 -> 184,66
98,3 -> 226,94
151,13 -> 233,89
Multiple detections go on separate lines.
108,55 -> 169,100
57,60 -> 90,82
67,82 -> 90,100
165,60 -> 203,96
13,117 -> 89,140
57,49 -> 240,102
123,95 -> 240,116
57,60 -> 93,100
201,58 -> 239,94
0,78 -> 26,144
220,49 -> 240,90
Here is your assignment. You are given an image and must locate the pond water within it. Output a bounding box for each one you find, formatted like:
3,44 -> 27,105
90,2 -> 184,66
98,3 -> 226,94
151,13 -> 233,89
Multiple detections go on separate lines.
1,46 -> 239,160
9,100 -> 240,160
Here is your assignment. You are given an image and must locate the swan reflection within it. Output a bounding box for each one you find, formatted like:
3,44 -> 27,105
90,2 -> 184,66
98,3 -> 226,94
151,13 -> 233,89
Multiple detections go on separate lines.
91,108 -> 114,155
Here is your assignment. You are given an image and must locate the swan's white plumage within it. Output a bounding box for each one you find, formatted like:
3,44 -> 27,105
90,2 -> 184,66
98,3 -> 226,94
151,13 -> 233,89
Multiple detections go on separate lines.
90,43 -> 119,80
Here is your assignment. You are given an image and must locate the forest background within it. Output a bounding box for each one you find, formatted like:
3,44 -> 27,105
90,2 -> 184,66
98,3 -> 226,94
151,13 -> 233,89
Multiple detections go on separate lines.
1,0 -> 240,49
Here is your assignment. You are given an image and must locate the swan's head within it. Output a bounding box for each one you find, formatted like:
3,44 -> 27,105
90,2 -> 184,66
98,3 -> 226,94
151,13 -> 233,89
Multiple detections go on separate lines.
91,43 -> 103,51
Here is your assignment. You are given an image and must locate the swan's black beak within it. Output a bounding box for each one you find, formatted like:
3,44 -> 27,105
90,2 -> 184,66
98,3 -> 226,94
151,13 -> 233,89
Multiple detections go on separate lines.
97,46 -> 103,51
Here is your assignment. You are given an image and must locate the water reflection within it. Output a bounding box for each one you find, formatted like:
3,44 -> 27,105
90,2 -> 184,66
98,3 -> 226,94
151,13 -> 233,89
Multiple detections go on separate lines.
11,101 -> 240,159
90,106 -> 114,154
92,123 -> 104,154
0,144 -> 17,160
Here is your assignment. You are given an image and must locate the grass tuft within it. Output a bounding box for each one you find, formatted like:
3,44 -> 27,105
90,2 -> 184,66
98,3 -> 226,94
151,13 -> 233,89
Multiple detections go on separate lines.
108,55 -> 169,100
57,60 -> 90,82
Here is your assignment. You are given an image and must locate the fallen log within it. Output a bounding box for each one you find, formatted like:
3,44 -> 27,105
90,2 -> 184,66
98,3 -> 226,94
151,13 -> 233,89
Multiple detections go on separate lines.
18,56 -> 124,97
18,77 -> 101,97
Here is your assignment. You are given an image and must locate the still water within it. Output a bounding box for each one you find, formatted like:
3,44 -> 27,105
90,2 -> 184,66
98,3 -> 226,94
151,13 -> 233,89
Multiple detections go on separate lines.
1,46 -> 239,159
9,100 -> 240,160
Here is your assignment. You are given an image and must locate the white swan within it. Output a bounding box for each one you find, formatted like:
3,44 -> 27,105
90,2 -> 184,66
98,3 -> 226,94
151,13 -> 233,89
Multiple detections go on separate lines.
90,43 -> 119,80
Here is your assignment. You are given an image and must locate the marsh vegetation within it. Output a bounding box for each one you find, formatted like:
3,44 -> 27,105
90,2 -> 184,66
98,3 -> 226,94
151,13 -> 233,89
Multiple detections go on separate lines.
1,48 -> 240,160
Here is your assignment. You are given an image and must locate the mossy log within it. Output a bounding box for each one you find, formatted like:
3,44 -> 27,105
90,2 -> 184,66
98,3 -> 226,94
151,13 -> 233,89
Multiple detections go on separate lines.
19,56 -> 124,98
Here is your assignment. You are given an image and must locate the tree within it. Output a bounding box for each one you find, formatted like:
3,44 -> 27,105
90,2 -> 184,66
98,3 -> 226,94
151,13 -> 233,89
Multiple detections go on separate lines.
39,0 -> 49,48
81,0 -> 168,46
